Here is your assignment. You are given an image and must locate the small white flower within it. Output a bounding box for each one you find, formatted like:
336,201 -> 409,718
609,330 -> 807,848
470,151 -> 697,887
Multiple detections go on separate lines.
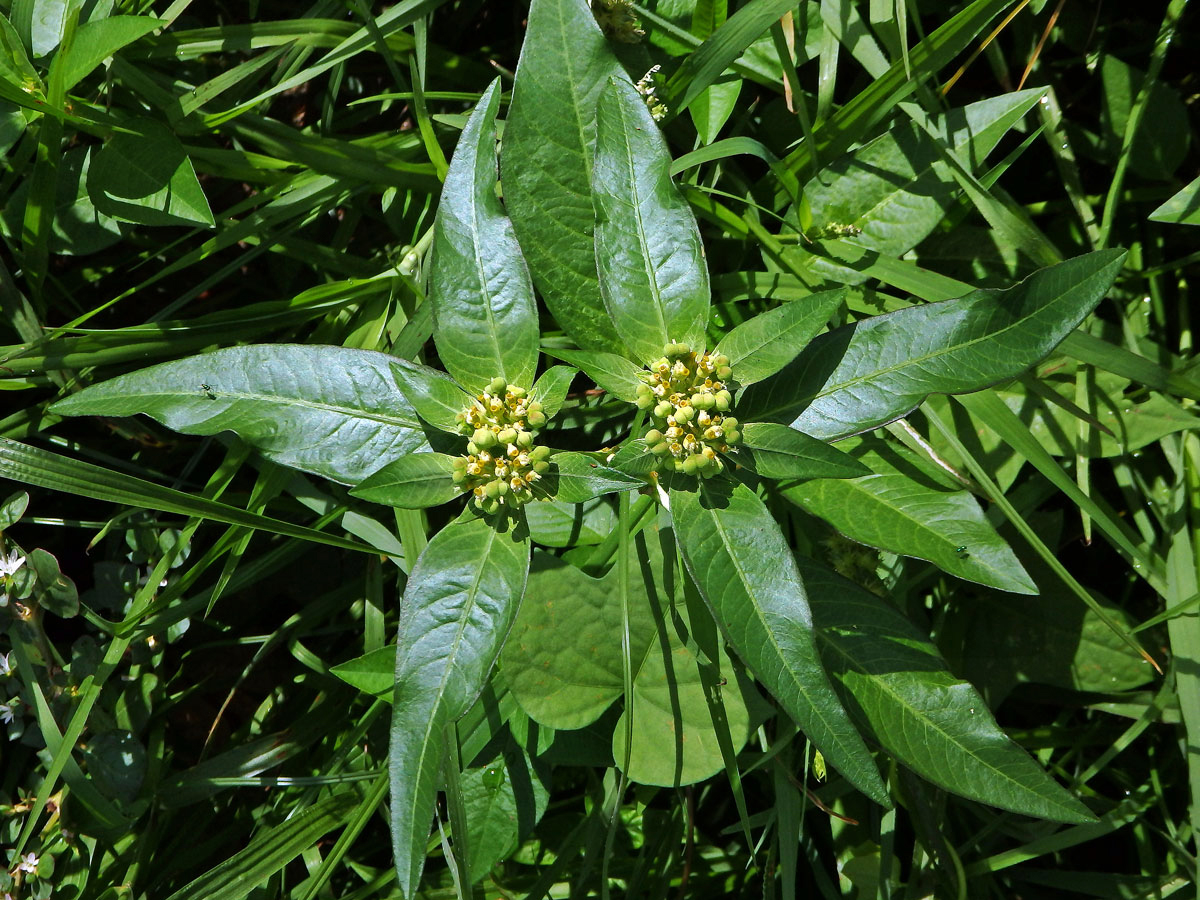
17,851 -> 38,873
0,652 -> 9,676
0,702 -> 14,724
0,548 -> 25,578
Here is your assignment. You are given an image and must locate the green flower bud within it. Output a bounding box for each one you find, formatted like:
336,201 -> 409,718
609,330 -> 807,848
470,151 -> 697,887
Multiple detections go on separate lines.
682,455 -> 701,475
530,445 -> 551,461
473,427 -> 496,448
497,427 -> 517,444
722,416 -> 738,431
654,402 -> 673,419
651,441 -> 672,457
488,376 -> 507,393
527,410 -> 546,428
482,498 -> 500,515
467,442 -> 480,456
724,428 -> 740,443
645,429 -> 663,446
496,479 -> 509,496
516,430 -> 535,449
716,365 -> 732,380
452,469 -> 467,484
674,405 -> 694,423
635,392 -> 654,409
533,460 -> 550,474
715,390 -> 732,411
508,385 -> 526,399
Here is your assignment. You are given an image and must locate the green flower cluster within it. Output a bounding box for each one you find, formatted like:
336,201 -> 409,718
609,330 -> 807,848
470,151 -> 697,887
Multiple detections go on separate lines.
591,0 -> 644,43
634,343 -> 741,477
452,377 -> 551,514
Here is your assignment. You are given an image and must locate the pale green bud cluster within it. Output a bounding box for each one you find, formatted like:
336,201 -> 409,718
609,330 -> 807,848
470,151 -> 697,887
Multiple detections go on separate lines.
453,376 -> 550,514
634,66 -> 668,122
634,343 -> 741,477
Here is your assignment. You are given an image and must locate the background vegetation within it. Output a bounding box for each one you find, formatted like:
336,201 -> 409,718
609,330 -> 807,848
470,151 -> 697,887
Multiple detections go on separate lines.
1,0 -> 1198,898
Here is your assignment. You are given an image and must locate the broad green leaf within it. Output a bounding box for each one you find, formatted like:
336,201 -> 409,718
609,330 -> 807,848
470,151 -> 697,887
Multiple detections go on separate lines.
1100,54 -> 1190,181
331,646 -> 397,701
52,345 -> 430,485
88,118 -> 215,227
502,0 -> 627,353
802,560 -> 1095,823
351,452 -> 464,509
795,89 -> 1046,284
782,436 -> 1037,594
461,746 -> 551,878
715,288 -> 844,386
544,452 -> 641,503
1149,173 -> 1200,225
163,792 -> 360,900
390,357 -> 473,434
690,76 -> 741,145
60,15 -> 161,90
502,542 -> 752,786
593,78 -> 709,363
739,249 -> 1128,440
608,439 -> 657,477
430,79 -> 539,393
390,515 -> 530,898
523,498 -> 616,547
670,481 -> 888,804
739,423 -> 870,480
529,365 -> 577,418
1,147 -> 122,255
549,349 -> 644,403
28,547 -> 79,617
0,13 -> 41,89
0,490 -> 29,530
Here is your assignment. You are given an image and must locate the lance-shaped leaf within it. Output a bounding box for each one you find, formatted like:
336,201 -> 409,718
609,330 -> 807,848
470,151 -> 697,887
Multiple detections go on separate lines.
50,344 -> 429,484
593,78 -> 709,363
390,515 -> 530,898
390,358 -> 473,434
738,249 -> 1127,440
430,79 -> 539,393
670,481 -> 888,804
502,0 -> 628,354
529,365 -> 577,418
782,438 -> 1036,594
738,423 -> 870,480
351,452 -> 464,509
544,452 -> 641,503
802,559 -> 1095,823
714,289 -> 845,386
549,349 -> 644,403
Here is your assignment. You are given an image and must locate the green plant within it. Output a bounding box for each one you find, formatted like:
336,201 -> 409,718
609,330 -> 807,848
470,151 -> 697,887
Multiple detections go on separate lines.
1,0 -> 1198,898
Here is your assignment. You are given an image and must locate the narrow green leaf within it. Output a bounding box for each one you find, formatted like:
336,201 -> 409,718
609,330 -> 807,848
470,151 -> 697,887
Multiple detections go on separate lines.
431,79 -> 539,393
529,365 -> 577,419
389,516 -> 529,898
351,453 -> 465,509
545,452 -> 641,504
502,0 -> 627,353
803,559 -> 1095,823
59,15 -> 161,90
739,423 -> 870,480
0,439 -> 368,553
670,481 -> 888,804
52,345 -> 430,485
1148,173 -> 1200,225
593,78 -> 709,363
88,118 -> 215,227
666,0 -> 795,115
739,250 -> 1128,439
715,288 -> 844,385
390,358 -> 473,434
548,348 -> 644,403
164,792 -> 361,900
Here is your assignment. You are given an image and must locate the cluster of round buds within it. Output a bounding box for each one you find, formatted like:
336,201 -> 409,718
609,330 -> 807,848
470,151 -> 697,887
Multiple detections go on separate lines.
453,377 -> 551,514
634,343 -> 742,477
456,376 -> 546,437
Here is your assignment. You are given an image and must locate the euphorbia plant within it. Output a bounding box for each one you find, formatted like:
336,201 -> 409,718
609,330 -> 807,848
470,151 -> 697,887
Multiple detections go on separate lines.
14,0 -> 1141,895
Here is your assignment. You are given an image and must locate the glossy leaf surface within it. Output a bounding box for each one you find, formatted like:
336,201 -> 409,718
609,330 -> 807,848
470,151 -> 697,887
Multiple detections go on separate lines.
739,423 -> 870,480
739,250 -> 1128,439
670,481 -> 888,804
803,560 -> 1095,823
593,78 -> 709,363
430,79 -> 539,393
51,345 -> 429,484
351,452 -> 464,509
715,289 -> 844,386
389,515 -> 530,898
502,0 -> 627,353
